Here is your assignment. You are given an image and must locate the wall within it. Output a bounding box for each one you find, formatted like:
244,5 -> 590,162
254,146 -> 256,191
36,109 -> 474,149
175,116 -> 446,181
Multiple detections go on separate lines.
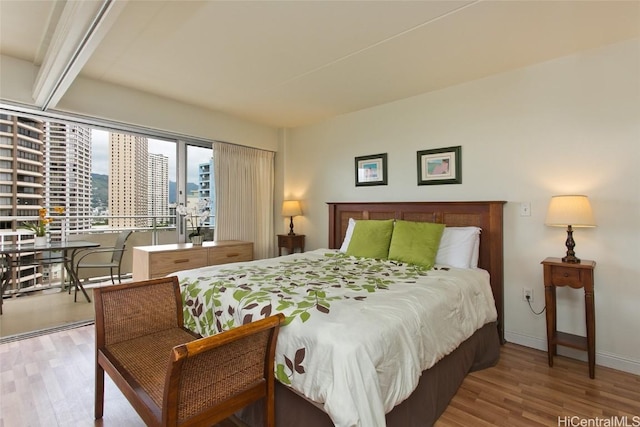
282,38 -> 640,374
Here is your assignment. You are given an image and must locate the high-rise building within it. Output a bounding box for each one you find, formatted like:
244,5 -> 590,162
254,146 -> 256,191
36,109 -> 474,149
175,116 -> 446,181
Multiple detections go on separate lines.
108,133 -> 148,228
148,153 -> 169,226
0,114 -> 45,229
43,122 -> 93,238
198,159 -> 215,226
0,113 -> 44,288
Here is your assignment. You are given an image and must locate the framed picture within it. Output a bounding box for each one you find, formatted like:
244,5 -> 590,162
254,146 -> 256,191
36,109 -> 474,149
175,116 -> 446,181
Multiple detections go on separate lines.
355,153 -> 387,186
417,146 -> 461,185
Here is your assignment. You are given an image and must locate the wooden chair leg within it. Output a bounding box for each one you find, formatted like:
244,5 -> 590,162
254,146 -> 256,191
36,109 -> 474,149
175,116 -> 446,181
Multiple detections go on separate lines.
265,396 -> 275,427
95,363 -> 105,419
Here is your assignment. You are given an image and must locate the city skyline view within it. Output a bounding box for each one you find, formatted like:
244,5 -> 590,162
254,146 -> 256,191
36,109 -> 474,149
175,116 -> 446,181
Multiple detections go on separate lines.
1,114 -> 213,225
91,129 -> 211,184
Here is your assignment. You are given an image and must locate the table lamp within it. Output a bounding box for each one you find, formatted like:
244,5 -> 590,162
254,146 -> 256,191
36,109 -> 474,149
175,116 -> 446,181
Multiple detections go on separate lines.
544,195 -> 596,263
282,200 -> 302,236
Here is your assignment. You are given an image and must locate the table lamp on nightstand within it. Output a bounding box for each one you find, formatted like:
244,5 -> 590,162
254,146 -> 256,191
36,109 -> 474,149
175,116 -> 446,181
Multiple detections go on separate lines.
282,200 -> 302,236
544,195 -> 596,263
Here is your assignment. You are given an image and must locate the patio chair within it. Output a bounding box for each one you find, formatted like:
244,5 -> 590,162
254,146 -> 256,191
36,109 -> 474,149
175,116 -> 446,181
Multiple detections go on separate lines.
74,230 -> 132,285
93,276 -> 284,427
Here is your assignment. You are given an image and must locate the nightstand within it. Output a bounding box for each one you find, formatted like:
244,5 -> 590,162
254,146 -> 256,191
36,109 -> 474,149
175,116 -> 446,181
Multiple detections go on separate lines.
542,257 -> 596,378
278,234 -> 305,256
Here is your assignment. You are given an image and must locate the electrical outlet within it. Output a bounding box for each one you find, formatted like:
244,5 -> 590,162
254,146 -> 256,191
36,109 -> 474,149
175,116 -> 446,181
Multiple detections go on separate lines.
523,288 -> 533,303
519,202 -> 531,217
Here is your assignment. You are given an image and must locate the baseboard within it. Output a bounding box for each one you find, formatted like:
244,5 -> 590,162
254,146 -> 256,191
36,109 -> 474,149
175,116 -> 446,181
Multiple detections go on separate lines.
505,331 -> 640,376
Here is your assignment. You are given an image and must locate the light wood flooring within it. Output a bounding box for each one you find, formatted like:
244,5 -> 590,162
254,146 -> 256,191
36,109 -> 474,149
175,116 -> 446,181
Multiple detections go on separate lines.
436,344 -> 640,426
1,324 -> 638,427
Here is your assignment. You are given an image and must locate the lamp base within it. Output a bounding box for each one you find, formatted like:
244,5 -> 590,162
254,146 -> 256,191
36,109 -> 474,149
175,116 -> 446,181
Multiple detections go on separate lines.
562,225 -> 580,263
288,216 -> 296,236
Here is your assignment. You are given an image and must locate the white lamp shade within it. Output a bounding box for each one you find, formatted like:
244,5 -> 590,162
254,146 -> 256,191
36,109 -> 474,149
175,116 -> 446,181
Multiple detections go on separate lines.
545,195 -> 596,227
282,200 -> 302,217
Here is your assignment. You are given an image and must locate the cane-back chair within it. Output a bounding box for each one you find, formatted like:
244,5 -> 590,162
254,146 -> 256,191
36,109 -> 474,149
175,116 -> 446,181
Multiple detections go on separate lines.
93,276 -> 283,426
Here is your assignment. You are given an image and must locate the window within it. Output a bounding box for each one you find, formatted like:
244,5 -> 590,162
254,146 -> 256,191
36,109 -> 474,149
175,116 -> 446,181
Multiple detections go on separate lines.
0,109 -> 214,239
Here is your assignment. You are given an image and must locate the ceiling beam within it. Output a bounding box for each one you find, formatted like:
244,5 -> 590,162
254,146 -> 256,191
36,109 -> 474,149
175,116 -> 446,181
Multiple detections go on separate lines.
32,0 -> 128,111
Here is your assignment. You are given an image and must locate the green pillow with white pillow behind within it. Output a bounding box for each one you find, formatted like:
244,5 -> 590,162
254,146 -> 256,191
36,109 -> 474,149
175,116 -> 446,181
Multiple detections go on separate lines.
388,220 -> 445,269
345,219 -> 394,259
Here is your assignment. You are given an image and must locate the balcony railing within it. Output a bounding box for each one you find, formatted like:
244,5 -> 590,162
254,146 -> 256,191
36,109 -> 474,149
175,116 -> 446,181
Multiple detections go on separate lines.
0,214 -> 214,298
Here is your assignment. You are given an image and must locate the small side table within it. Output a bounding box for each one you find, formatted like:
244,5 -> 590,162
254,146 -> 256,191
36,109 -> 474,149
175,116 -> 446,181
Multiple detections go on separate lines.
542,257 -> 596,378
278,234 -> 305,256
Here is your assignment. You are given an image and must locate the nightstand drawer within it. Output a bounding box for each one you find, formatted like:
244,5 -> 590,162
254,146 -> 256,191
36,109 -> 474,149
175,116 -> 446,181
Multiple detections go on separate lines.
277,234 -> 305,256
551,267 -> 582,287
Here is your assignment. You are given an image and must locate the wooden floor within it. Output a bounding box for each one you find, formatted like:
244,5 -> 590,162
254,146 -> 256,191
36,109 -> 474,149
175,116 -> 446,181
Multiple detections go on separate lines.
1,325 -> 638,426
436,344 -> 640,427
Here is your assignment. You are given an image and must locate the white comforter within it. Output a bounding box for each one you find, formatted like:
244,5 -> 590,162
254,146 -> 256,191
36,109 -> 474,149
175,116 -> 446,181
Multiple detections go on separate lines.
176,249 -> 497,427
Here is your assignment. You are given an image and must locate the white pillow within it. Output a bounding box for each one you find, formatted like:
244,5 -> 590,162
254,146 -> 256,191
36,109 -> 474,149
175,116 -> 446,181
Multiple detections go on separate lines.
435,226 -> 481,268
469,234 -> 480,268
339,218 -> 356,252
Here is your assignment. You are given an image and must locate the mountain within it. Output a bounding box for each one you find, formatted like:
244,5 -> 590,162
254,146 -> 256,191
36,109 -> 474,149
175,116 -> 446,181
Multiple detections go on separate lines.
169,181 -> 199,203
91,173 -> 108,209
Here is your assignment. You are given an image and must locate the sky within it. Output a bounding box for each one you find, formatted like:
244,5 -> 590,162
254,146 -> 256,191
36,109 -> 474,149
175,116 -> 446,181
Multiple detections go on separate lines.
91,129 -> 210,183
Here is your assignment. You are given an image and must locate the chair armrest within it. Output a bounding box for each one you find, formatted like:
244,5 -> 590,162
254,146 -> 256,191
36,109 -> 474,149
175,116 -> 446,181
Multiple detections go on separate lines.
72,246 -> 115,261
163,314 -> 284,424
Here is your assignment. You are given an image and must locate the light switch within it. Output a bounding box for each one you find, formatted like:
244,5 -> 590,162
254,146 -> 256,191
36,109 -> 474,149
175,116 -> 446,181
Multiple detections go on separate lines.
520,202 -> 531,217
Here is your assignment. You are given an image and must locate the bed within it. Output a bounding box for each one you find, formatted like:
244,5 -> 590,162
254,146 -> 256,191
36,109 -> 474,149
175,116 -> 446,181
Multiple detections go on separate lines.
175,201 -> 505,426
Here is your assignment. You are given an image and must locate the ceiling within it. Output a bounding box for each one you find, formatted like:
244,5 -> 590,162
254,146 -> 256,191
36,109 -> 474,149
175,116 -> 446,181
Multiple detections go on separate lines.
1,0 -> 639,128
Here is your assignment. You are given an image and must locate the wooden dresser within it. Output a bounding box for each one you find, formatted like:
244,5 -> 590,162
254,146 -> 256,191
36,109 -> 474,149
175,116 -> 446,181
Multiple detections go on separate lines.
132,240 -> 253,281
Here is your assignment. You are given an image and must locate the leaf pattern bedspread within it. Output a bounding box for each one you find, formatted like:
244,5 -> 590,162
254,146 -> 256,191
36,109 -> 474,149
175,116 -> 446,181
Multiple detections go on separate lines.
176,249 -> 497,427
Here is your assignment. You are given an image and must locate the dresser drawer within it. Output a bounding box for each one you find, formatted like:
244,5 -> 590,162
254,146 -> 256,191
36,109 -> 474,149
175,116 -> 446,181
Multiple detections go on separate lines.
208,243 -> 253,265
132,241 -> 253,280
150,248 -> 208,276
551,266 -> 582,288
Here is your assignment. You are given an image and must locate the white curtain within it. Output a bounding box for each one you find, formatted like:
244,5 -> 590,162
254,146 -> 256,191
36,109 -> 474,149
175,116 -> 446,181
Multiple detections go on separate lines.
213,142 -> 275,259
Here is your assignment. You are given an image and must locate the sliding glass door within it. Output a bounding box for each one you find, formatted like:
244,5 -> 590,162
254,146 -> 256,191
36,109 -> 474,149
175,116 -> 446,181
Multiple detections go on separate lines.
0,108 -> 214,293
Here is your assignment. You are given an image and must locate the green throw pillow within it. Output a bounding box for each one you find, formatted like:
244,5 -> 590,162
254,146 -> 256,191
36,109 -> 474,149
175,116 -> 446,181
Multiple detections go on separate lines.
345,219 -> 395,259
388,220 -> 445,269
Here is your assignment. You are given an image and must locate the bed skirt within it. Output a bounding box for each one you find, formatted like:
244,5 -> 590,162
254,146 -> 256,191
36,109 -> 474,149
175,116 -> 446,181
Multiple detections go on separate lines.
237,321 -> 500,426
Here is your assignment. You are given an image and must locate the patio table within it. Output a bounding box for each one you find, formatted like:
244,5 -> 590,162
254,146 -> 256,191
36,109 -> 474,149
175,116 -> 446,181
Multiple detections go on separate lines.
0,240 -> 100,314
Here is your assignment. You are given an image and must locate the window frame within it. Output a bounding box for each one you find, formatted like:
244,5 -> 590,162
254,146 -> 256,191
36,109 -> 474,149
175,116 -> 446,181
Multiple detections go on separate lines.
0,103 -> 215,241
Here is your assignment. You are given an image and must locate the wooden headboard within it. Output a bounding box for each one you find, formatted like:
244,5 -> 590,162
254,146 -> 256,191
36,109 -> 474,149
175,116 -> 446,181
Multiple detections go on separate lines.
327,201 -> 506,343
